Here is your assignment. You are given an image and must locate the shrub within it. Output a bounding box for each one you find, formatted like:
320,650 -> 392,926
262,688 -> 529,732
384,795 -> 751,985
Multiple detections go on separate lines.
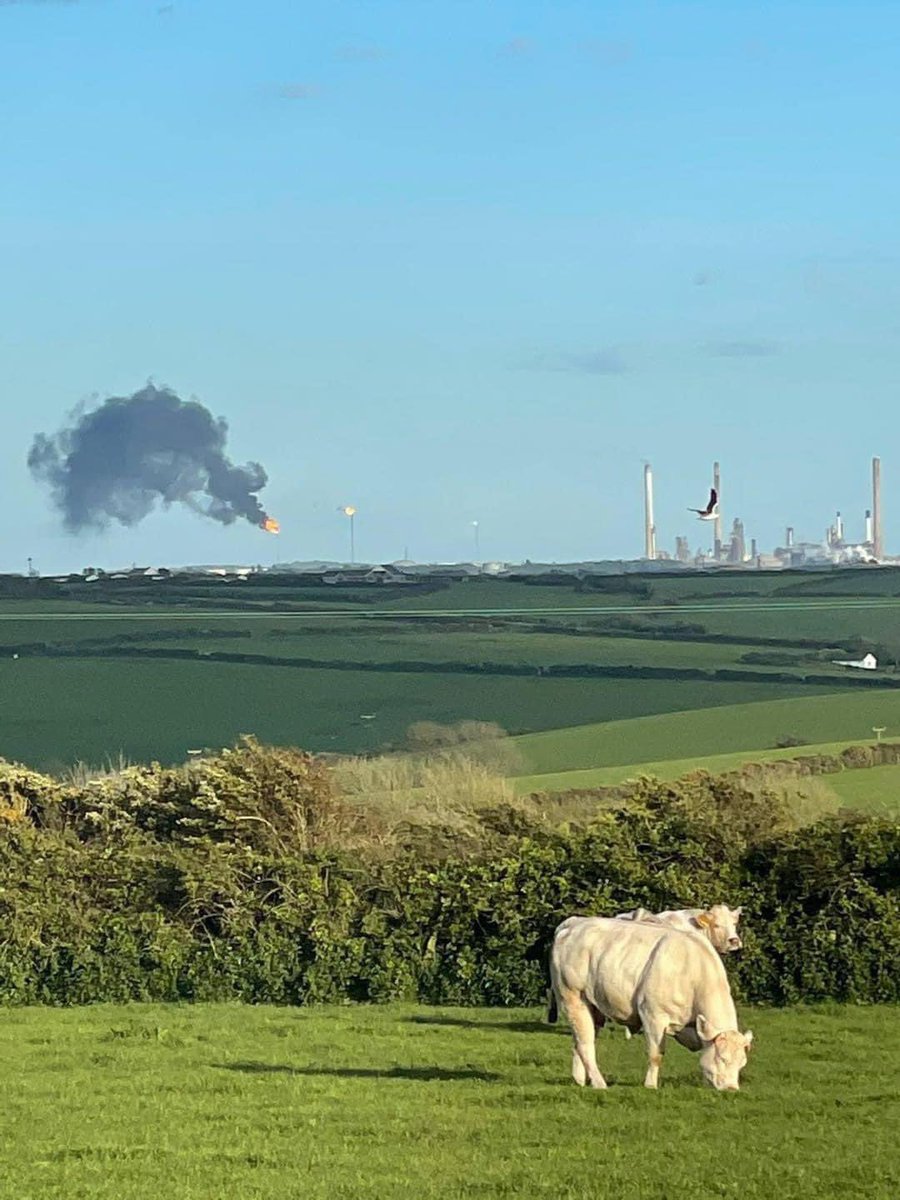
0,742 -> 897,1008
64,737 -> 348,853
0,761 -> 64,827
840,745 -> 878,769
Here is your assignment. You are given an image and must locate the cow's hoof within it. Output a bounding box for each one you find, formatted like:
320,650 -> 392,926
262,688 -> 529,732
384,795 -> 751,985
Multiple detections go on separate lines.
589,1078 -> 608,1090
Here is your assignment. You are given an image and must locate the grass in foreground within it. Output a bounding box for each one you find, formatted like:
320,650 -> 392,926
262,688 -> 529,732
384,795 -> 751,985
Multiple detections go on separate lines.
0,1003 -> 897,1200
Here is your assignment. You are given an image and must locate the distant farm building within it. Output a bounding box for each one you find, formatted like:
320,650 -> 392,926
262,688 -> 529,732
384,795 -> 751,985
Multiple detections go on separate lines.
832,652 -> 878,670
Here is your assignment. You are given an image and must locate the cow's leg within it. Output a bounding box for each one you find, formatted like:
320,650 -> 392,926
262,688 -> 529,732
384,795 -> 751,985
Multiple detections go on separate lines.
571,1046 -> 587,1085
558,988 -> 607,1089
641,1019 -> 668,1089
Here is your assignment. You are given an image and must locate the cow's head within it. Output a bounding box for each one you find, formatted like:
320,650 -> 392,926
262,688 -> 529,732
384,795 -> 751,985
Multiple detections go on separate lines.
696,904 -> 742,953
696,1016 -> 753,1091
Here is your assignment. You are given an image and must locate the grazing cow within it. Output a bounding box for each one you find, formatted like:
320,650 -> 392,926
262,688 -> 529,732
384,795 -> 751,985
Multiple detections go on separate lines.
615,904 -> 743,954
548,917 -> 753,1090
546,904 -> 743,1027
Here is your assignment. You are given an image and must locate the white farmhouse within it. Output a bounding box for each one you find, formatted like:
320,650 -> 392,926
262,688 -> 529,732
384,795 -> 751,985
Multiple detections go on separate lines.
832,652 -> 878,670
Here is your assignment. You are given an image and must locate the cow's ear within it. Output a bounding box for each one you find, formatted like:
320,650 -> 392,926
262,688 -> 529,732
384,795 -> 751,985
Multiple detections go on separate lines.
695,911 -> 713,929
732,906 -> 743,920
696,1014 -> 717,1042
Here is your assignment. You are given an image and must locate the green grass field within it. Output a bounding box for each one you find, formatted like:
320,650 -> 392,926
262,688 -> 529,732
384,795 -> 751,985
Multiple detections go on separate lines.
0,1003 -> 897,1200
510,738 -> 881,793
514,691 -> 900,778
651,600 -> 900,647
0,655 -> 833,771
827,762 -> 900,814
4,572 -> 900,771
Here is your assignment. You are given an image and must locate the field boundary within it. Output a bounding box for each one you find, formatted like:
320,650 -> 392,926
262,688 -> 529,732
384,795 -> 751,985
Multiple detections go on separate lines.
515,738 -> 900,794
5,643 -> 899,691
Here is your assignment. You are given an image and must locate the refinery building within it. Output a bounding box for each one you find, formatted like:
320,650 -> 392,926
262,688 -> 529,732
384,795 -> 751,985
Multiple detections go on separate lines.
642,457 -> 886,570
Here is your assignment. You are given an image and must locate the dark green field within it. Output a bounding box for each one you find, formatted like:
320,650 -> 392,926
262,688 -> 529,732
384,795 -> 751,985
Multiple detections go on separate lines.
6,567 -> 900,770
0,1002 -> 897,1200
0,656 -> 825,770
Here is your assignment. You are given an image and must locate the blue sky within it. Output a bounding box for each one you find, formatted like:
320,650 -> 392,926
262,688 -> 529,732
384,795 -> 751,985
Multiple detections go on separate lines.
2,0 -> 898,571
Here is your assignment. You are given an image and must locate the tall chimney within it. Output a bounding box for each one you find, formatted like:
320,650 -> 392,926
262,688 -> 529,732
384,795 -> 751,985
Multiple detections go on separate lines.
643,464 -> 657,560
865,508 -> 873,544
713,460 -> 722,560
786,526 -> 794,549
873,457 -> 883,559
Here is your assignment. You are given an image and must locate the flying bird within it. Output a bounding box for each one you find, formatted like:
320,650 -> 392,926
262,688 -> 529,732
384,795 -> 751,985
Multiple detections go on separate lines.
689,488 -> 718,520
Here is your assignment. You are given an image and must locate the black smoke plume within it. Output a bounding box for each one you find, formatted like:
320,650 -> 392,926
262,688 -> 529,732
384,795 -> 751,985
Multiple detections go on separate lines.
29,384 -> 272,532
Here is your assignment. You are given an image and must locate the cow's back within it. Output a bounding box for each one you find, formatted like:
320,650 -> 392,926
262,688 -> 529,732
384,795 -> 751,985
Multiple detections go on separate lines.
638,929 -> 739,1034
551,917 -> 672,1027
653,908 -> 701,933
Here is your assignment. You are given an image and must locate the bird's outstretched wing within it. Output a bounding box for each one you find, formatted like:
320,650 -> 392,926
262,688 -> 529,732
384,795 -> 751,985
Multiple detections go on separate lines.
688,489 -> 719,516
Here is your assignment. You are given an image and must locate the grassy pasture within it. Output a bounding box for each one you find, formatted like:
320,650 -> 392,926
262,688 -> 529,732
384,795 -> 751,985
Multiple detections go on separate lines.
827,762 -> 900,814
652,601 -> 900,647
2,577 -> 899,770
120,624 -> 764,669
510,738 -> 884,793
0,609 -> 869,686
0,1003 -> 897,1200
0,656 -> 823,770
514,691 -> 900,777
0,615 -> 762,666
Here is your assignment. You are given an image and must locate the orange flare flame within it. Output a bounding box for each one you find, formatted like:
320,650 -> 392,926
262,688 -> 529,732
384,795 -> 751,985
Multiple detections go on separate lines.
262,517 -> 280,534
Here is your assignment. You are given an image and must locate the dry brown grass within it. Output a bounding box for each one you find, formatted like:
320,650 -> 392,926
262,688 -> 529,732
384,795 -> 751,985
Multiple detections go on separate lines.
330,746 -> 846,855
64,753 -> 135,788
751,775 -> 843,829
331,750 -> 520,848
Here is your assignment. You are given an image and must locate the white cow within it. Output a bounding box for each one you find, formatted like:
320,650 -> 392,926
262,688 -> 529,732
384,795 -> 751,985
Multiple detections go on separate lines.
546,904 -> 743,1028
615,904 -> 743,954
548,917 -> 754,1090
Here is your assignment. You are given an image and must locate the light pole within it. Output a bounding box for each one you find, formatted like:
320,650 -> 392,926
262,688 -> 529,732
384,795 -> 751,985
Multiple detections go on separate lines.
339,506 -> 357,563
873,726 -> 887,743
471,520 -> 480,563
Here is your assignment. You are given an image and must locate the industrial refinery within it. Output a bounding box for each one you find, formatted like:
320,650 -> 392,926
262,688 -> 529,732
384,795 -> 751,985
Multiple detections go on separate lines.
642,457 -> 887,569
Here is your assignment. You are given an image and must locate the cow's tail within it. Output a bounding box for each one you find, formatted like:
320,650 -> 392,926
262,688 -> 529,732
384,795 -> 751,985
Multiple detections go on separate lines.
546,988 -> 559,1024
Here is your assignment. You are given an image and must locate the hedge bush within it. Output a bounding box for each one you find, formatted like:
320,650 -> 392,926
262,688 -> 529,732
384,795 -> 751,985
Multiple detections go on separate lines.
0,741 -> 897,1007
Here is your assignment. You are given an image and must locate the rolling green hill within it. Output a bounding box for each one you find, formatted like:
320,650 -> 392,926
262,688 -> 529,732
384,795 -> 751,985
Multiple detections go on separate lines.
0,656 -> 828,771
514,691 -> 900,778
510,738 -> 874,793
4,568 -> 900,771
